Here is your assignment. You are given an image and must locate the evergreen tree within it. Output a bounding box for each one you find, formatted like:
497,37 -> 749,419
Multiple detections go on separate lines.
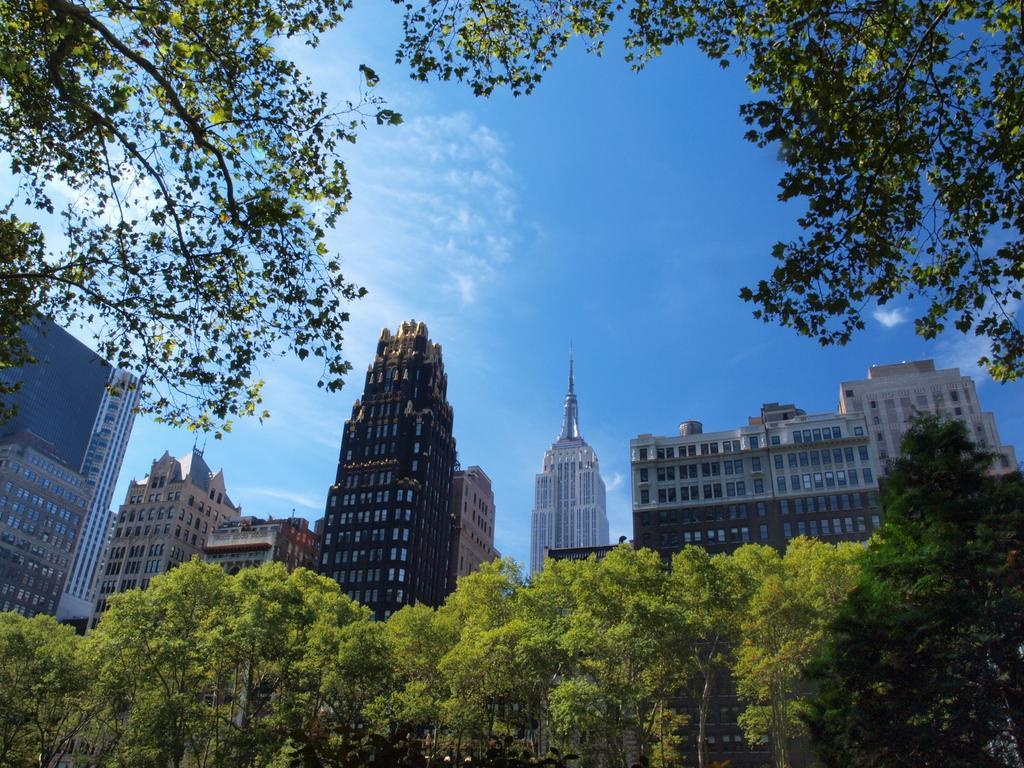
807,417 -> 1024,767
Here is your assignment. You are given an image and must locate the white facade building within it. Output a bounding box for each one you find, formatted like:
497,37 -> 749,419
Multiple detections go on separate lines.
631,404 -> 883,556
839,360 -> 1017,473
530,356 -> 609,574
57,368 -> 139,621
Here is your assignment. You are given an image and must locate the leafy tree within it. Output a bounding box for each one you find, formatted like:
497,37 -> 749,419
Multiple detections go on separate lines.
516,557 -> 583,755
395,0 -> 1024,380
0,218 -> 43,424
0,613 -> 94,768
731,539 -> 861,768
435,560 -> 530,755
551,546 -> 694,768
83,559 -> 374,767
667,546 -> 751,768
374,601 -> 457,746
806,417 -> 1024,767
0,0 -> 401,433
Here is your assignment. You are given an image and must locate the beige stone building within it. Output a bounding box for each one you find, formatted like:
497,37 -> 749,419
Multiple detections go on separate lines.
448,465 -> 499,586
90,448 -> 240,628
839,360 -> 1017,473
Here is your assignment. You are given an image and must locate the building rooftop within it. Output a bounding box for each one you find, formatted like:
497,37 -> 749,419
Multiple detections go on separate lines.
865,360 -> 938,378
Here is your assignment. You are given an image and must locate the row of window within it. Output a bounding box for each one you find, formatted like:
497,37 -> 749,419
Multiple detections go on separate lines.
2,507 -> 76,551
779,445 -> 869,469
332,566 -> 408,585
324,546 -> 409,565
646,513 -> 881,549
792,426 -> 855,443
639,492 -> 876,527
111,522 -> 201,548
342,587 -> 404,608
24,452 -> 84,488
2,481 -> 82,524
330,508 -> 414,528
324,527 -> 411,546
0,533 -> 70,568
779,493 -> 877,514
777,468 -> 873,492
642,477 -> 768,504
641,466 -> 875,505
638,424 -> 866,462
641,502 -> 768,527
783,515 -> 880,537
644,457 -> 765,484
641,437 -> 762,461
645,444 -> 870,485
121,505 -> 208,527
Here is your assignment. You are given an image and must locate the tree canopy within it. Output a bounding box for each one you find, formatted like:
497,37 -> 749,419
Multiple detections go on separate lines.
394,0 -> 1024,380
0,542 -> 868,768
0,0 -> 401,433
806,417 -> 1024,767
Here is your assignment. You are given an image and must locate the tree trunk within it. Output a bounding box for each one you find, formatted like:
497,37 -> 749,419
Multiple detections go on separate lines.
771,689 -> 788,768
698,670 -> 712,768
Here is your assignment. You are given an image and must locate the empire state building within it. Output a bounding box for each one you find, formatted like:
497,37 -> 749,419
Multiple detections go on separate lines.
530,353 -> 609,574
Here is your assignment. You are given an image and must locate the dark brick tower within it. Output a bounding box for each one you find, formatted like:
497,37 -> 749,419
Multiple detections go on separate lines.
318,321 -> 457,619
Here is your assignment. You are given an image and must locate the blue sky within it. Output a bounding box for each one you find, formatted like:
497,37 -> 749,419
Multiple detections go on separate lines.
45,4 -> 1024,565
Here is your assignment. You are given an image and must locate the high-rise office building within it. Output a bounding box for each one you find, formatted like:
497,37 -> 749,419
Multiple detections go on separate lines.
319,321 -> 458,620
0,319 -> 112,470
0,432 -> 88,617
59,368 -> 139,620
0,318 -> 139,620
90,448 -> 240,628
448,465 -> 499,586
530,354 -> 609,575
631,403 -> 883,559
839,360 -> 1017,473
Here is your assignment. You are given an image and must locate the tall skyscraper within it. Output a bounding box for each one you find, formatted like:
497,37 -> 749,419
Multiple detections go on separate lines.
90,448 -> 240,628
319,321 -> 458,620
839,360 -> 1017,473
448,465 -> 499,586
0,432 -> 88,617
0,319 -> 112,469
0,318 -> 139,620
59,368 -> 139,620
530,353 -> 609,575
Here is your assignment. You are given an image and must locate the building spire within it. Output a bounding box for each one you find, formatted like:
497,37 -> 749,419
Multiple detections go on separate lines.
559,346 -> 581,441
568,343 -> 575,394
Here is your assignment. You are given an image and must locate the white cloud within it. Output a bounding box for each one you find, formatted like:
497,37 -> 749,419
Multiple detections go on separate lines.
606,471 -> 625,493
338,112 -> 520,298
234,485 -> 324,511
873,306 -> 910,328
933,297 -> 1021,382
